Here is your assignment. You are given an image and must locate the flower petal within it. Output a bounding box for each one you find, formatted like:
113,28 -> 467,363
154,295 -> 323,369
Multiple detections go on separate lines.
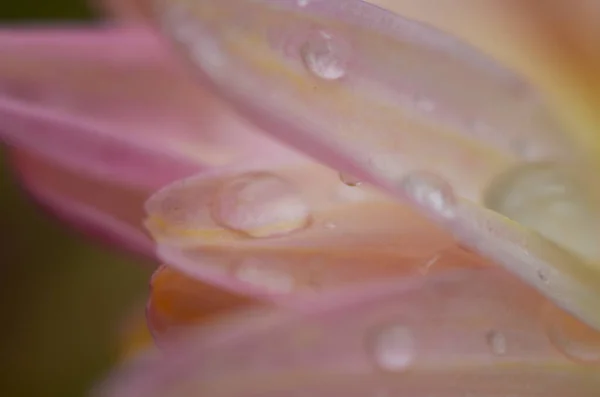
0,26 -> 296,188
95,269 -> 600,397
147,265 -> 253,340
153,0 -> 573,199
150,0 -> 600,329
12,149 -> 155,256
144,159 -> 486,301
372,0 -> 600,173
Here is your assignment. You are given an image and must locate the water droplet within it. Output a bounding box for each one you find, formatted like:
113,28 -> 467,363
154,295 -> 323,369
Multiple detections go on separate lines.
537,269 -> 549,284
339,172 -> 362,186
301,29 -> 349,80
401,172 -> 456,219
324,222 -> 337,229
486,330 -> 507,355
371,324 -> 416,371
484,162 -> 600,261
544,304 -> 600,364
234,258 -> 295,294
212,172 -> 311,238
297,0 -> 310,6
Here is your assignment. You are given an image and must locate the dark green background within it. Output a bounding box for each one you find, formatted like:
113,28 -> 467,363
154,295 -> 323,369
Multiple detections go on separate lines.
0,1 -> 154,396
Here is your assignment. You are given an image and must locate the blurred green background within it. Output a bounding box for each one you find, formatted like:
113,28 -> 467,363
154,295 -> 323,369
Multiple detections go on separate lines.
0,2 -> 154,396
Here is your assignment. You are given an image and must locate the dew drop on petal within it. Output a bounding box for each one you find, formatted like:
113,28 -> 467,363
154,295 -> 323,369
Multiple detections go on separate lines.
370,324 -> 416,372
301,29 -> 349,80
339,172 -> 362,186
484,162 -> 600,260
297,0 -> 310,6
486,330 -> 508,356
544,304 -> 600,364
537,269 -> 550,284
401,172 -> 457,219
212,172 -> 311,238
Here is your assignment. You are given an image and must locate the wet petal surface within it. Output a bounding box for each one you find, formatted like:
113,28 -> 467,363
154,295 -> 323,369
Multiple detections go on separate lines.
151,0 -> 600,330
96,269 -> 600,397
144,158 -> 486,302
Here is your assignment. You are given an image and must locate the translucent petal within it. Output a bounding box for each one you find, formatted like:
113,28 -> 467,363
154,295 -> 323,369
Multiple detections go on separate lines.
95,269 -> 600,397
153,0 -> 573,200
144,161 -> 486,301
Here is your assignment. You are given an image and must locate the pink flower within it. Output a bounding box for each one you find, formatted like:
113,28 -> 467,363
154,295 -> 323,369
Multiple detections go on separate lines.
2,0 -> 600,395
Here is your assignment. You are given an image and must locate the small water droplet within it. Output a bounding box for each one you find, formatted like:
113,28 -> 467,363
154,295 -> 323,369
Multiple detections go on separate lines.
324,222 -> 337,229
537,269 -> 549,283
234,258 -> 295,294
212,172 -> 311,238
544,304 -> 600,364
297,0 -> 310,6
401,172 -> 456,219
339,172 -> 362,186
301,29 -> 349,80
486,330 -> 507,356
371,324 -> 416,372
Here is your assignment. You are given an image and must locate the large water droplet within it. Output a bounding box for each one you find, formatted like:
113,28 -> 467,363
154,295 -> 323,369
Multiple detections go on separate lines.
484,162 -> 600,260
212,172 -> 311,238
371,324 -> 416,371
301,29 -> 349,80
486,330 -> 507,356
401,172 -> 456,219
234,258 -> 295,294
544,304 -> 600,364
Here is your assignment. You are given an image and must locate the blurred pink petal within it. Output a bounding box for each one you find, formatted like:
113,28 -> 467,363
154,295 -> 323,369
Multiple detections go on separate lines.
0,26 -> 299,254
150,0 -> 600,329
0,26 -> 296,188
96,269 -> 600,397
11,149 -> 154,256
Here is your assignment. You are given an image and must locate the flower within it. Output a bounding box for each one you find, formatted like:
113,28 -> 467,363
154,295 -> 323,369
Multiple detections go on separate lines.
1,0 -> 600,395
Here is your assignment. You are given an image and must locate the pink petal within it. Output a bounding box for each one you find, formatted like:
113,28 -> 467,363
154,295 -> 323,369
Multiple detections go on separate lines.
12,149 -> 154,257
95,269 -> 600,397
0,26 -> 297,189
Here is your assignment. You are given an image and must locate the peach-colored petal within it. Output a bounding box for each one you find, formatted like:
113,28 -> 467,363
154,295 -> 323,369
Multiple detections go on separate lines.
371,0 -> 600,173
153,0 -> 572,198
147,265 -> 253,340
149,0 -> 600,331
95,269 -> 600,397
144,158 -> 486,302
